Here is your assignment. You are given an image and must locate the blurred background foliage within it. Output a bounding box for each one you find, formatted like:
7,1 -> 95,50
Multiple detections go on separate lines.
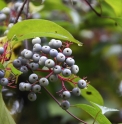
1,0 -> 122,124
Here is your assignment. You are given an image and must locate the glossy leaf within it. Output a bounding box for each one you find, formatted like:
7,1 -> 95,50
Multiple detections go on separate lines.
11,65 -> 22,75
7,19 -> 81,45
104,0 -> 122,16
0,86 -> 16,124
74,104 -> 111,124
91,102 -> 119,114
82,84 -> 104,105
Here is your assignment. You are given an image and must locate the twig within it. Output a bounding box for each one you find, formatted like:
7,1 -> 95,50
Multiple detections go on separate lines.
84,0 -> 101,17
43,86 -> 87,124
14,0 -> 28,24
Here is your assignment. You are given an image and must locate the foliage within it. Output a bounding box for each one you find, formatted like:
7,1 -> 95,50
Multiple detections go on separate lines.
0,0 -> 122,124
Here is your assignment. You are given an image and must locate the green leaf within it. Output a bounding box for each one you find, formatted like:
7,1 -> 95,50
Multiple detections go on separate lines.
91,102 -> 119,114
0,1 -> 6,10
7,19 -> 81,45
0,62 -> 5,69
0,86 -> 16,124
74,104 -> 111,124
11,65 -> 22,76
104,0 -> 122,16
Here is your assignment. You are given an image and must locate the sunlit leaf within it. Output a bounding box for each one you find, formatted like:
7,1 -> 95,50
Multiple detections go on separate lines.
91,102 -> 119,114
74,104 -> 111,124
0,1 -> 6,10
104,0 -> 122,16
11,65 -> 22,76
7,19 -> 81,45
0,86 -> 16,124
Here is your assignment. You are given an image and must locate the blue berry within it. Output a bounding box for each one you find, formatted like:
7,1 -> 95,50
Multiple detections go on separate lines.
20,66 -> 28,73
0,78 -> 8,86
29,73 -> 38,83
18,57 -> 28,65
0,47 -> 4,54
32,84 -> 41,93
13,59 -> 22,68
77,79 -> 87,89
39,78 -> 49,86
49,74 -> 58,82
33,43 -> 42,52
63,48 -> 72,56
56,53 -> 65,62
23,83 -> 31,91
62,68 -> 71,77
0,70 -> 5,78
45,59 -> 55,68
42,45 -> 51,54
28,62 -> 39,70
71,65 -> 79,74
0,13 -> 7,21
49,49 -> 58,57
28,92 -> 37,101
32,53 -> 40,62
66,57 -> 75,66
19,82 -> 25,91
52,39 -> 62,48
62,91 -> 71,100
32,37 -> 41,45
53,65 -> 62,74
61,100 -> 70,110
24,50 -> 33,59
2,7 -> 10,15
72,87 -> 81,96
39,56 -> 47,66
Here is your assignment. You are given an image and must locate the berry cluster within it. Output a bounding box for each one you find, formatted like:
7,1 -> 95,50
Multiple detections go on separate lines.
12,37 -> 88,110
0,1 -> 42,36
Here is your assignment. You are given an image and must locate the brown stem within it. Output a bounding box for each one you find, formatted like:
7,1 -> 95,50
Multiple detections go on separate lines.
14,0 -> 28,24
43,86 -> 87,124
84,0 -> 101,17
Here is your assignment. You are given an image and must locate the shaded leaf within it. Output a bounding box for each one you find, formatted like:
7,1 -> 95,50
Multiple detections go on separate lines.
0,86 -> 16,124
7,19 -> 81,45
74,104 -> 111,124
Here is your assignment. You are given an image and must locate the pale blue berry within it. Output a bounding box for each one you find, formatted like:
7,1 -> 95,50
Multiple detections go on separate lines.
62,68 -> 71,77
53,65 -> 62,74
32,37 -> 41,45
56,53 -> 65,62
29,73 -> 38,83
66,57 -> 75,66
72,87 -> 81,96
28,92 -> 37,101
63,48 -> 72,56
71,65 -> 79,74
39,78 -> 49,86
49,49 -> 58,57
61,100 -> 70,110
45,59 -> 55,68
39,56 -> 47,66
78,79 -> 87,89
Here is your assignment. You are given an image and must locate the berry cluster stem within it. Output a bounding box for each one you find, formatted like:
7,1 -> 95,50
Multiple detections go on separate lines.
43,86 -> 87,124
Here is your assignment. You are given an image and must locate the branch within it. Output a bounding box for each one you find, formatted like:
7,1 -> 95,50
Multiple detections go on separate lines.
14,0 -> 28,24
84,0 -> 101,17
42,86 -> 87,124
